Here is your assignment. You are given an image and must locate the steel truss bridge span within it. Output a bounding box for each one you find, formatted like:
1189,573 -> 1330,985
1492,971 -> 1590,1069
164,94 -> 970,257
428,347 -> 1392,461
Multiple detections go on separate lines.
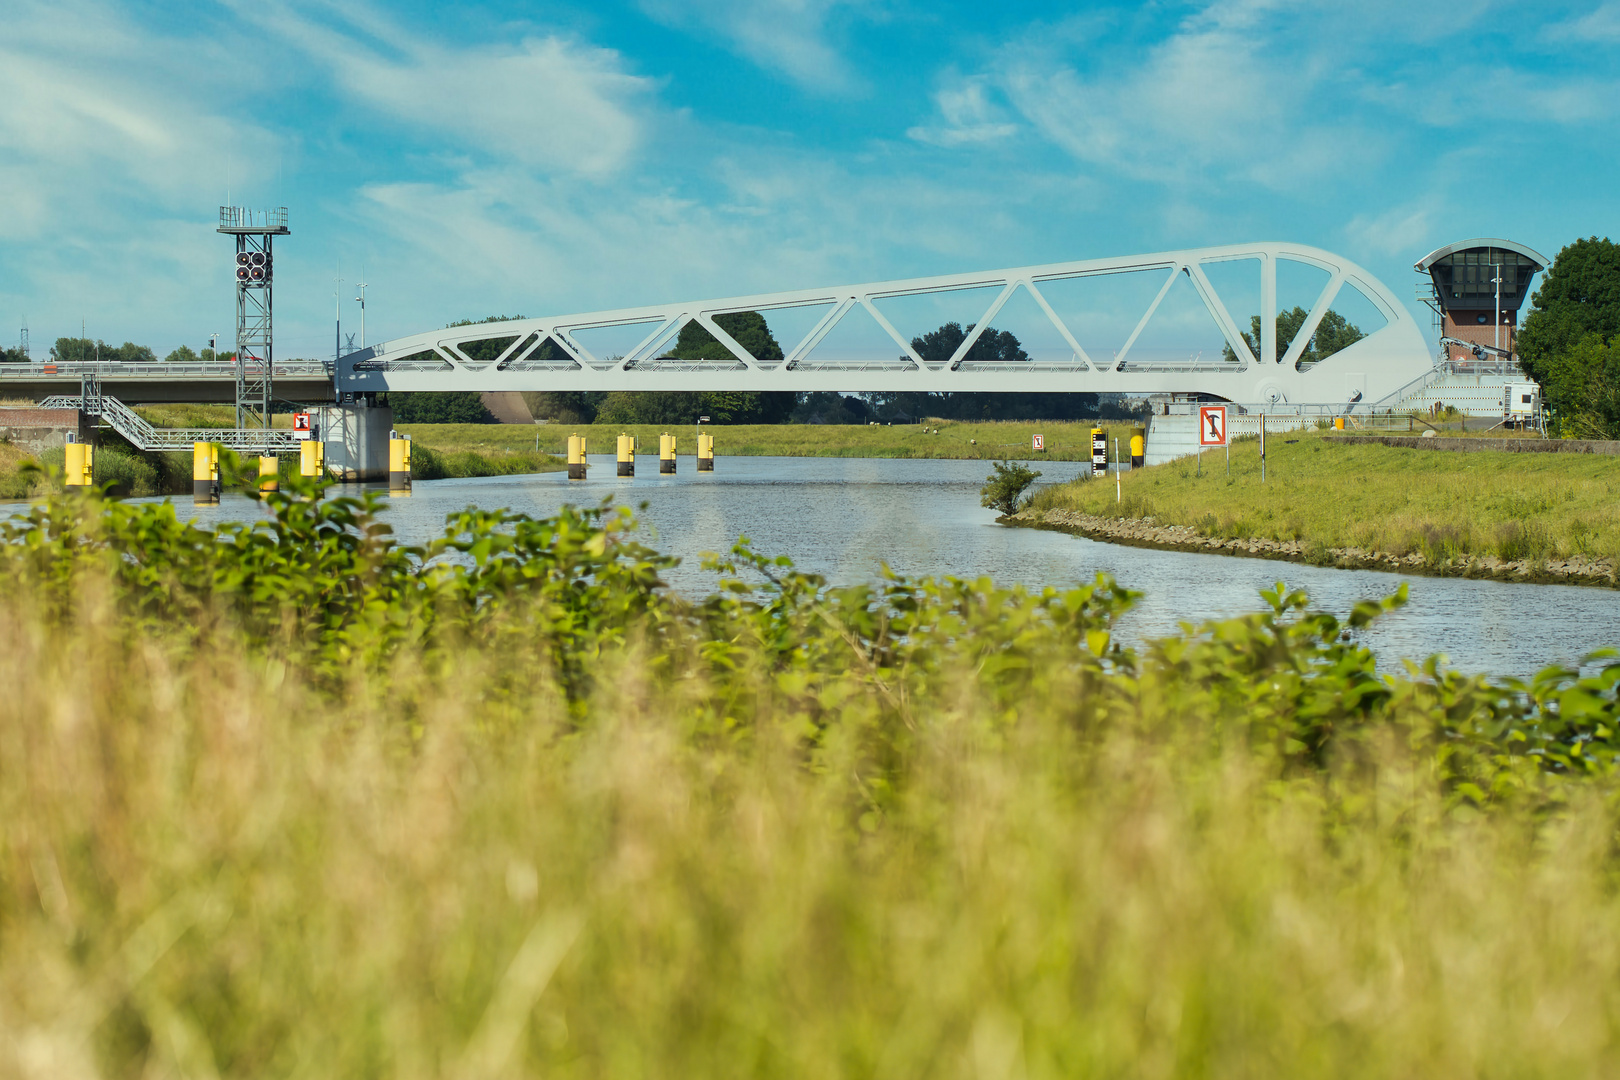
344,242 -> 1432,408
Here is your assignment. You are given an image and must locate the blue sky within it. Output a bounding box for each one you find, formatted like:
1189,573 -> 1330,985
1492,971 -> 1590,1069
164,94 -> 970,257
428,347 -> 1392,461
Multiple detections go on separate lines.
1,0 -> 1616,362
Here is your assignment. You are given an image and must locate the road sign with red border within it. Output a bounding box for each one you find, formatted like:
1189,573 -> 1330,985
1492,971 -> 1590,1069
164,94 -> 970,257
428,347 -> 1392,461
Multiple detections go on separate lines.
293,412 -> 312,440
1032,433 -> 1044,451
1199,405 -> 1227,447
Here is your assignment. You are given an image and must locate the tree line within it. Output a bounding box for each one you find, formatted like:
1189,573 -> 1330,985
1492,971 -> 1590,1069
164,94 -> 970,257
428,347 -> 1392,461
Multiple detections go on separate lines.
0,338 -> 236,364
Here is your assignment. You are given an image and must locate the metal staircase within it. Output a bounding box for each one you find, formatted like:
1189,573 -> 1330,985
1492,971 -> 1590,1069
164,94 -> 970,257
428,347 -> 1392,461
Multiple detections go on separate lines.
41,392 -> 299,453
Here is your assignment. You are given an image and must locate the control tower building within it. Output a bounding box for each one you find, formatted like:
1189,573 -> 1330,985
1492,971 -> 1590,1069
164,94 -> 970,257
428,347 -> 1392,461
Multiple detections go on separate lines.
1415,238 -> 1549,368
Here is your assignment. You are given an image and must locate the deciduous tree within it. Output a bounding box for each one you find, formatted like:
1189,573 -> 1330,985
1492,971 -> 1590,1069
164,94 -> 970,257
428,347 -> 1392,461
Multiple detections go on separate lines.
1221,307 -> 1363,365
1517,237 -> 1620,434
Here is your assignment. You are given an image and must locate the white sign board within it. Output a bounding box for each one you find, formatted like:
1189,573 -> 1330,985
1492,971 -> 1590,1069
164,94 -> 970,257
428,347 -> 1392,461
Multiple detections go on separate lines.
1199,405 -> 1227,447
1032,433 -> 1044,451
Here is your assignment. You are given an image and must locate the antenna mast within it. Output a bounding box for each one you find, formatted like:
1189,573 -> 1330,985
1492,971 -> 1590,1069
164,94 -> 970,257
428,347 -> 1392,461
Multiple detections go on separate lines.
334,261 -> 343,365
354,272 -> 367,350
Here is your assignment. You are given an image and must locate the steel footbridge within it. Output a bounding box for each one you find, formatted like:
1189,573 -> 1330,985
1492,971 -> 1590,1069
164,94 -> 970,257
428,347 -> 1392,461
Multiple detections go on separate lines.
2,243 -> 1436,450
339,242 -> 1433,408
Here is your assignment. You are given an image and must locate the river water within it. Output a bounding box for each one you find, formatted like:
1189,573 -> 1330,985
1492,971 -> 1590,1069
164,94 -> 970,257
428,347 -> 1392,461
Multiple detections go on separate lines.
79,456 -> 1620,677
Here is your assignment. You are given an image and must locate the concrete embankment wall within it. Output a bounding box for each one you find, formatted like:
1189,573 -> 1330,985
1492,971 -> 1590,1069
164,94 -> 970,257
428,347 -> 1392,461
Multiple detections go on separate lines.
0,407 -> 91,452
1386,371 -> 1521,417
1144,413 -> 1317,466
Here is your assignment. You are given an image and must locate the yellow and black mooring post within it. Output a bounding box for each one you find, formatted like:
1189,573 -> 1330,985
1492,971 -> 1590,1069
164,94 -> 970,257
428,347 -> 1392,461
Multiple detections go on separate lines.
1130,425 -> 1145,469
659,433 -> 676,474
193,442 -> 219,505
567,434 -> 587,480
389,432 -> 412,495
697,431 -> 714,472
64,437 -> 93,490
1090,427 -> 1106,478
617,433 -> 635,476
258,455 -> 279,494
299,439 -> 324,479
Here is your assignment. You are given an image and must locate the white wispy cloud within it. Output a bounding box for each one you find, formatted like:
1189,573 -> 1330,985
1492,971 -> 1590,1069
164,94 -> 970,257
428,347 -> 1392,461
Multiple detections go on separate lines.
907,79 -> 1019,147
635,0 -> 876,93
249,3 -> 654,176
987,1 -> 1379,189
1344,200 -> 1439,260
346,152 -> 1030,330
1543,1 -> 1620,43
0,0 -> 277,234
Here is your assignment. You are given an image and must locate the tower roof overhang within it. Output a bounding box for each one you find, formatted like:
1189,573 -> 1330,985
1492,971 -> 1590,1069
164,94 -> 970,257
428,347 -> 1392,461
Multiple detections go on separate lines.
1415,238 -> 1549,272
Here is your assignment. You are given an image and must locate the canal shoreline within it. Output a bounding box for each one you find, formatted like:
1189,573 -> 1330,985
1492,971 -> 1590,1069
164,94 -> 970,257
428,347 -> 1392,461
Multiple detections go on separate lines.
1008,506 -> 1620,590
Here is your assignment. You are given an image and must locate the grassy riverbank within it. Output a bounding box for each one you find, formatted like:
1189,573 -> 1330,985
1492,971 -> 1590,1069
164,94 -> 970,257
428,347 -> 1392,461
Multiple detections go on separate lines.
409,443 -> 566,479
1024,429 -> 1620,575
7,488 -> 1620,1076
397,419 -> 1145,462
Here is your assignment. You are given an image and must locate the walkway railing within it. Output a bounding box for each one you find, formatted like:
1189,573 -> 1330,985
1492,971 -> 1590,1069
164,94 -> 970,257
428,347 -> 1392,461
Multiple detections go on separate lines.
0,360 -> 331,381
40,394 -> 300,453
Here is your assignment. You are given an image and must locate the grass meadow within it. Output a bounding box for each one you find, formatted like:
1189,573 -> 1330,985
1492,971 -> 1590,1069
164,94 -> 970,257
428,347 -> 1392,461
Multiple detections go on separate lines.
1,485 -> 1619,1077
1028,430 -> 1620,565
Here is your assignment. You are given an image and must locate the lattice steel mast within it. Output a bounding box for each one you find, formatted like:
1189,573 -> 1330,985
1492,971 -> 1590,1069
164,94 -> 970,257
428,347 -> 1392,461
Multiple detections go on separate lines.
218,207 -> 290,428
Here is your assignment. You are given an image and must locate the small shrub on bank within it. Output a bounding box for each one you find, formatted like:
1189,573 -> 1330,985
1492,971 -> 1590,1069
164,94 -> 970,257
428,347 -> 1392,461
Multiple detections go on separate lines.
979,459 -> 1041,515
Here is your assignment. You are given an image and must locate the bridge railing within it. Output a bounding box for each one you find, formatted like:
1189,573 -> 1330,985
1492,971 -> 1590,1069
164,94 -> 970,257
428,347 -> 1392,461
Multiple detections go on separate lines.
40,394 -> 301,453
0,360 -> 332,379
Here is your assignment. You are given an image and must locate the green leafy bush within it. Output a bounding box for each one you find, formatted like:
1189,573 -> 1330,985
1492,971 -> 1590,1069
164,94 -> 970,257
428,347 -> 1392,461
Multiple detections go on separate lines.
979,459 -> 1042,515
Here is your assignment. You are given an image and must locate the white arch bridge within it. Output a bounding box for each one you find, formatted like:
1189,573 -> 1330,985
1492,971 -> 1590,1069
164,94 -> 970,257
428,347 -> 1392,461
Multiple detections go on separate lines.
343,241 -> 1431,409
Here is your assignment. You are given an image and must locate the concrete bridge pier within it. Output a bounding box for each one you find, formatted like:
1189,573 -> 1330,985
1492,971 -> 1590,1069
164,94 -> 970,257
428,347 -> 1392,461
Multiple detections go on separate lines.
313,401 -> 394,482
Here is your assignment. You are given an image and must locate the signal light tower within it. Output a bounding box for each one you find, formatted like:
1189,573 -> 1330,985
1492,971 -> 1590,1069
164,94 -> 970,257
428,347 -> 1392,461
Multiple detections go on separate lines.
218,206 -> 290,428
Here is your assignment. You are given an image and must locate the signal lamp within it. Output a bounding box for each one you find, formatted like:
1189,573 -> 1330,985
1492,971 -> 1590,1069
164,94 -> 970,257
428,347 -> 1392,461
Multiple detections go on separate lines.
236,252 -> 251,267
250,251 -> 267,267
236,267 -> 250,281
250,266 -> 266,281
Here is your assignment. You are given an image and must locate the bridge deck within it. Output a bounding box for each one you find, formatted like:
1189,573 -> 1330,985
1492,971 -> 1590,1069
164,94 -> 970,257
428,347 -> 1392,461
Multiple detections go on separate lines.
0,361 -> 335,404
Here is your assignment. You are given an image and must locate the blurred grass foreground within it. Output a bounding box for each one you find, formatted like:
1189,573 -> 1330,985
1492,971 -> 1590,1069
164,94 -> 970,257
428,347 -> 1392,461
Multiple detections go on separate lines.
4,480 -> 1620,1078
